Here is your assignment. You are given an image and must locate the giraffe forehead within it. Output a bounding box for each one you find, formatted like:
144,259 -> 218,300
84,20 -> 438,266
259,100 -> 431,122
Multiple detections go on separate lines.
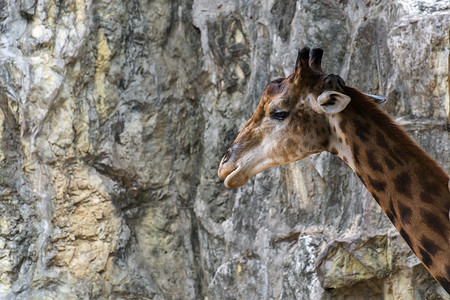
262,75 -> 325,109
264,78 -> 285,96
263,85 -> 301,111
266,96 -> 290,111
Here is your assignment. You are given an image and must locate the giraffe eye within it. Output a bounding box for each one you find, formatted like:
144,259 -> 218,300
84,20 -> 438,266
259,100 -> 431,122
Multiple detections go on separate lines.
270,110 -> 290,121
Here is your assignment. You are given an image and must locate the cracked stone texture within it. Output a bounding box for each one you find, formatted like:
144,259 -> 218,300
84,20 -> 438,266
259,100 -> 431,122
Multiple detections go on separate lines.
0,0 -> 449,299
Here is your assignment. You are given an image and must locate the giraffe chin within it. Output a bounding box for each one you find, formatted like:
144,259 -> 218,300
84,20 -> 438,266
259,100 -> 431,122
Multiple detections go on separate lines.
224,166 -> 249,188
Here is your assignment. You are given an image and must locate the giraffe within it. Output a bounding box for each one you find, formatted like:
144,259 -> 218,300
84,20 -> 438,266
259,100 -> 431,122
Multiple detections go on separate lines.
217,47 -> 450,293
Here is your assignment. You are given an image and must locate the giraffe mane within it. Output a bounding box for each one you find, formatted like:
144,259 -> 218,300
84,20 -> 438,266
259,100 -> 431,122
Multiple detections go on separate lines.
342,85 -> 449,184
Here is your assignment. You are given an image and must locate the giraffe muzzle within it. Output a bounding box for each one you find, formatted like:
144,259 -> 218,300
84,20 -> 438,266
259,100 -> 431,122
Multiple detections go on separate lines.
218,146 -> 250,188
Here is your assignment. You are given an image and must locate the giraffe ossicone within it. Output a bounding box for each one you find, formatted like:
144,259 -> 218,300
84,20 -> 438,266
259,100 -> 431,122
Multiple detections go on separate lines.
218,47 -> 450,293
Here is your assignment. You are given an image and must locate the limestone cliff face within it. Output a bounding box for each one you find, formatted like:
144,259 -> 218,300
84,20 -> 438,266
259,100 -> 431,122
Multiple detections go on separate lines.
0,0 -> 448,298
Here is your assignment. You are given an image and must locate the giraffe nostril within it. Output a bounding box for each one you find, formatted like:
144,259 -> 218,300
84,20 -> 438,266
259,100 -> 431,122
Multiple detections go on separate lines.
222,148 -> 231,164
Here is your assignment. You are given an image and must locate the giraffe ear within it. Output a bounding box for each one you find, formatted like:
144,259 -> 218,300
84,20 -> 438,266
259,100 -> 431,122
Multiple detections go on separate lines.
317,91 -> 351,114
364,93 -> 387,104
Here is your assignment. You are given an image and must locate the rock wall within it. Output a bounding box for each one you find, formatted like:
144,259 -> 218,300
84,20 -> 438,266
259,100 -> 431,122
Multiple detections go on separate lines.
0,0 -> 449,299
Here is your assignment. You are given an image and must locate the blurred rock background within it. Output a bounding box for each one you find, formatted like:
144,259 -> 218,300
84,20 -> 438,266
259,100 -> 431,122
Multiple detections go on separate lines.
0,0 -> 449,299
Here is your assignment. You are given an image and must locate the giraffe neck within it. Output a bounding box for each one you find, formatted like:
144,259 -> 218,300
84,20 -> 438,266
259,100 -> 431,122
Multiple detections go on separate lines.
326,89 -> 450,293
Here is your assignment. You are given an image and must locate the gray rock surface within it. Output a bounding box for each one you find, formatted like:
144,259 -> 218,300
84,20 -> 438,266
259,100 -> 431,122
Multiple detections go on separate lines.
0,0 -> 449,298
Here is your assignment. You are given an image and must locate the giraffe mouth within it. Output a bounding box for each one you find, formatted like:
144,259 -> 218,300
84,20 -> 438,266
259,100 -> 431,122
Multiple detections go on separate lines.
224,166 -> 241,187
223,166 -> 249,188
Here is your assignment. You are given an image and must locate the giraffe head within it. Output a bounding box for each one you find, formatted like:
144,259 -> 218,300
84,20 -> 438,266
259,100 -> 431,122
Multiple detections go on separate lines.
218,47 -> 354,188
